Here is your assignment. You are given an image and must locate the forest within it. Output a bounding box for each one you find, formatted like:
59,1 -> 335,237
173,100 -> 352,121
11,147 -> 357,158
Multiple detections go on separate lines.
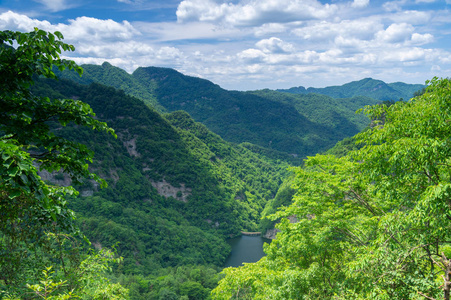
2,28 -> 447,300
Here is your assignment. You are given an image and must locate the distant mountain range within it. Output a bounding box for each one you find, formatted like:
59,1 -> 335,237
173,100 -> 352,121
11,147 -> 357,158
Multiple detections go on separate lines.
58,63 -> 423,158
277,77 -> 425,101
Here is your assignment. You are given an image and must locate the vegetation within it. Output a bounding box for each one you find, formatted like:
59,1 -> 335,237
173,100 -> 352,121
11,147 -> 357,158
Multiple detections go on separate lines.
3,27 -> 436,300
0,29 -> 126,298
213,77 -> 451,300
32,74 -> 290,298
58,65 -> 399,158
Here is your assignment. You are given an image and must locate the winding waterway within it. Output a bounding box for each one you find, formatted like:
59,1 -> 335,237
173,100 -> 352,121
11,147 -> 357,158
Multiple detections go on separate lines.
223,235 -> 271,268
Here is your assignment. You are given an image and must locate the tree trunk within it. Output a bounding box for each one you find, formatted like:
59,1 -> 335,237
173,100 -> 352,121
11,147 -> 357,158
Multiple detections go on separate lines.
444,256 -> 451,300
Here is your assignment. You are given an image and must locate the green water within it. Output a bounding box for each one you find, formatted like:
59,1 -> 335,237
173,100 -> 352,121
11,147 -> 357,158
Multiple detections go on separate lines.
224,235 -> 271,268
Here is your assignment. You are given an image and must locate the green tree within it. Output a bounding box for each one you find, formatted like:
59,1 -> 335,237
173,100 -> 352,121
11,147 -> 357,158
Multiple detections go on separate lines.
212,77 -> 451,300
0,28 -> 117,296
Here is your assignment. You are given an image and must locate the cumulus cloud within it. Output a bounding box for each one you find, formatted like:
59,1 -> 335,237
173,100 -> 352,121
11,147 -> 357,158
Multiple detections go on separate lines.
0,11 -> 184,73
255,37 -> 295,54
0,11 -> 140,43
60,17 -> 140,42
375,23 -> 414,43
0,10 -> 53,31
411,32 -> 434,45
383,0 -> 408,11
293,19 -> 382,43
0,2 -> 448,91
176,0 -> 338,26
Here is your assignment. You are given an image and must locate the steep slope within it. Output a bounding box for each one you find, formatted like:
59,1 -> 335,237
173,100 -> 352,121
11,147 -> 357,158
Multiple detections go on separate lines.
248,89 -> 377,136
278,77 -> 425,101
56,62 -> 163,111
59,64 -> 378,158
132,66 -> 368,157
32,78 -> 290,276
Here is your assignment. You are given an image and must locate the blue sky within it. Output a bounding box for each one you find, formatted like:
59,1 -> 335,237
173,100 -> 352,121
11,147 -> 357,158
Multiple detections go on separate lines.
0,0 -> 450,90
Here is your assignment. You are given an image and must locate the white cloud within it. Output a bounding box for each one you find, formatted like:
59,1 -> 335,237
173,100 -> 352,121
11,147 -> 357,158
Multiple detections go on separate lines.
0,11 -> 140,43
59,17 -> 140,42
0,10 -> 53,31
411,32 -> 434,45
176,0 -> 338,27
254,23 -> 287,37
375,23 -> 414,43
388,10 -> 431,25
0,4 -> 448,91
237,49 -> 266,63
255,37 -> 295,54
383,0 -> 408,12
292,19 -> 382,43
352,0 -> 370,8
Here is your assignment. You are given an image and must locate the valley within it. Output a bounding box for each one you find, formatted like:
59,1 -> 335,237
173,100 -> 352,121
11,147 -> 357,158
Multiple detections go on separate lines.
31,64 -> 423,299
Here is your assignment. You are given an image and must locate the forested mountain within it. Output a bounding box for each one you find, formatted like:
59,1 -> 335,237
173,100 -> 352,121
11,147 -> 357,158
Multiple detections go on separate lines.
58,63 -> 407,158
39,63 -> 425,299
278,77 -> 425,101
32,77 -> 290,298
2,28 -> 438,300
214,78 -> 451,300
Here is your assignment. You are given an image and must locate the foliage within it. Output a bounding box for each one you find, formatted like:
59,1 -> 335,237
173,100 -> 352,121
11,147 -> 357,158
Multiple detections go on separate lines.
55,62 -> 163,111
59,65 -> 385,158
213,78 -> 451,300
118,265 -> 221,300
31,76 -> 291,298
0,28 -> 128,299
0,28 -> 116,291
22,249 -> 128,300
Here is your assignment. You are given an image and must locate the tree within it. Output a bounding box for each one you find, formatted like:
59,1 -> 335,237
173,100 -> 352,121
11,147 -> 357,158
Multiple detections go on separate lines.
0,28 -> 117,296
212,77 -> 451,300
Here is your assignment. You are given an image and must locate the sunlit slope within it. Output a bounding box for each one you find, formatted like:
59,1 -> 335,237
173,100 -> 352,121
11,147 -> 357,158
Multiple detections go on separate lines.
33,78 -> 289,274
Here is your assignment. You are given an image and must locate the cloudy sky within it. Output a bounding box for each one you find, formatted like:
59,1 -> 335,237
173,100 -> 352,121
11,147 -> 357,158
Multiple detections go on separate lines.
0,0 -> 450,90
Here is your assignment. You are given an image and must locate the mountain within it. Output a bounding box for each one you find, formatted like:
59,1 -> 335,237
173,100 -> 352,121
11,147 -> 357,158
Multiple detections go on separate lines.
56,62 -> 163,111
278,77 -> 425,101
59,63 -> 382,158
32,78 -> 291,298
36,64 -> 426,299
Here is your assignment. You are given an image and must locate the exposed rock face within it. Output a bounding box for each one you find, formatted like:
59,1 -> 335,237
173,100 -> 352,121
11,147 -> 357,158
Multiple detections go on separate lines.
150,179 -> 192,202
263,228 -> 279,240
263,215 -> 299,239
123,137 -> 140,157
38,167 -> 99,197
38,169 -> 72,187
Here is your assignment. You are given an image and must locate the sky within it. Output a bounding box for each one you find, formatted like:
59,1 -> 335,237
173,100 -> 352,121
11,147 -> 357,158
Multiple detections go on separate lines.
0,0 -> 450,90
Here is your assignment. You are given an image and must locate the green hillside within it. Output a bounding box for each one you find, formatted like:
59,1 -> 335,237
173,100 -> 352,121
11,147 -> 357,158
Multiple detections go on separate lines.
278,77 -> 425,101
32,77 -> 290,298
56,62 -> 163,111
60,64 -> 381,158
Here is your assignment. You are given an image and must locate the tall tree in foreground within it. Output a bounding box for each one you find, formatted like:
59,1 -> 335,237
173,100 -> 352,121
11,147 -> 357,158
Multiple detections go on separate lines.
0,28 -> 126,298
212,77 -> 451,300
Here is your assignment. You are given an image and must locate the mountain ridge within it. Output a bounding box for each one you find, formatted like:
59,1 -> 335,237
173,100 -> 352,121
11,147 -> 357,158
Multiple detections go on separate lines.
277,77 -> 425,100
58,63 -> 413,158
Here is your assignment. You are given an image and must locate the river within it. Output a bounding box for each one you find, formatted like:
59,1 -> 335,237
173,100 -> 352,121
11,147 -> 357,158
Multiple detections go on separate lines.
223,235 -> 271,268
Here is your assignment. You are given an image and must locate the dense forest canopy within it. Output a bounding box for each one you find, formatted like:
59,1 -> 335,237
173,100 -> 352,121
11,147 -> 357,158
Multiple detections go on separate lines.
213,77 -> 451,300
1,28 -> 438,300
0,28 -> 128,298
57,62 -> 423,159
